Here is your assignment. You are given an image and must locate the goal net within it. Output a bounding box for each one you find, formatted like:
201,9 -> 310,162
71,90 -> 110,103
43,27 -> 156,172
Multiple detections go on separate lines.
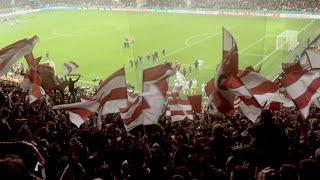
276,30 -> 299,51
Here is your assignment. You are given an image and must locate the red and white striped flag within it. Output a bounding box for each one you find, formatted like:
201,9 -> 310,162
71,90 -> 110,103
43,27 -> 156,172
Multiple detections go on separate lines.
127,89 -> 139,103
223,75 -> 262,121
166,97 -> 193,122
0,36 -> 39,76
119,63 -> 175,131
209,28 -> 239,114
53,68 -> 128,127
90,68 -> 128,115
239,69 -> 287,107
306,49 -> 320,70
63,61 -> 79,75
22,53 -> 46,104
141,63 -> 175,125
281,69 -> 320,119
187,95 -> 202,113
120,95 -> 150,131
53,100 -> 100,128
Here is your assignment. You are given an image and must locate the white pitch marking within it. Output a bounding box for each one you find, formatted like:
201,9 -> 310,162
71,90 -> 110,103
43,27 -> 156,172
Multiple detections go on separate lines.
253,19 -> 317,68
159,24 -> 240,60
239,34 -> 271,53
239,52 -> 264,57
184,32 -> 211,47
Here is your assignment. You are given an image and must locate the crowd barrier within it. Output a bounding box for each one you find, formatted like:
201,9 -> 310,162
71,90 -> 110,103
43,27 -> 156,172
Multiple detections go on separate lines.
1,6 -> 320,20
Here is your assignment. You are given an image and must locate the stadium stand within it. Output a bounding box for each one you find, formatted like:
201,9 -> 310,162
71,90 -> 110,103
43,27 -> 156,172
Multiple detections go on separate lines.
0,0 -> 320,12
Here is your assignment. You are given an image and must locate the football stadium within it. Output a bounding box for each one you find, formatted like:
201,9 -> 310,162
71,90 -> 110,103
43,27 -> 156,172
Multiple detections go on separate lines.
1,0 -> 320,179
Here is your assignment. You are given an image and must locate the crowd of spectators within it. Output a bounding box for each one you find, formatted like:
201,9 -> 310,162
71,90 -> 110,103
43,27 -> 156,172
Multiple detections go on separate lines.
0,0 -> 320,12
0,73 -> 320,179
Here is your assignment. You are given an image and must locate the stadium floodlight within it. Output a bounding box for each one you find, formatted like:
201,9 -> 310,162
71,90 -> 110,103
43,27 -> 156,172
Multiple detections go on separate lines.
276,30 -> 299,51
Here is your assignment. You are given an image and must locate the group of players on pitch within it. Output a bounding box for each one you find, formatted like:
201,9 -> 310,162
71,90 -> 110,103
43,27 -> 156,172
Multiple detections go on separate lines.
124,37 -> 201,77
129,49 -> 166,68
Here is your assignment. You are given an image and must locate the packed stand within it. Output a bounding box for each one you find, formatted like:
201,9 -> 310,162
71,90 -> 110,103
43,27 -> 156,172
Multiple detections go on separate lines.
0,72 -> 320,180
1,0 -> 320,12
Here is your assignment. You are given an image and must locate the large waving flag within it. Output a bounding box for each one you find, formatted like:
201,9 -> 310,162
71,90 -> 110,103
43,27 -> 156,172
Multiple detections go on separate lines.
38,63 -> 57,91
23,69 -> 46,104
188,95 -> 202,113
120,95 -> 150,131
281,68 -> 320,119
22,52 -> 46,104
224,67 -> 292,121
166,97 -> 193,122
141,63 -> 175,125
238,69 -> 285,106
53,100 -> 100,128
223,75 -> 261,121
211,28 -> 239,114
53,68 -> 128,127
205,78 -> 232,114
119,63 -> 175,131
0,36 -> 39,76
91,68 -> 128,115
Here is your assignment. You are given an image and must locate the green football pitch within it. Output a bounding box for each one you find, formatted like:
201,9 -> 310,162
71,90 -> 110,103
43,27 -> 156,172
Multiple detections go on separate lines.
0,10 -> 319,92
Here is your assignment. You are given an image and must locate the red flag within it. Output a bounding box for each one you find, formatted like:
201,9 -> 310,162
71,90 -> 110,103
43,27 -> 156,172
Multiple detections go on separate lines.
53,68 -> 128,127
141,63 -> 175,125
166,97 -> 193,122
22,51 -> 46,103
223,75 -> 261,121
38,63 -> 57,91
282,62 -> 303,74
281,69 -> 320,119
89,68 -> 128,115
211,28 -> 239,114
188,95 -> 202,113
120,95 -> 150,131
0,36 -> 38,76
53,100 -> 100,127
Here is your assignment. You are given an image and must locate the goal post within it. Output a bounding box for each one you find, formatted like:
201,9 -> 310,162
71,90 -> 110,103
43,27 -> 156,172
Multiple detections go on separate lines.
276,30 -> 299,51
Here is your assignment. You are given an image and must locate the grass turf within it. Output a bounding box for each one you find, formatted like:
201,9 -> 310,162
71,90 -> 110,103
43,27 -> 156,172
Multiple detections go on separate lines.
0,10 -> 319,92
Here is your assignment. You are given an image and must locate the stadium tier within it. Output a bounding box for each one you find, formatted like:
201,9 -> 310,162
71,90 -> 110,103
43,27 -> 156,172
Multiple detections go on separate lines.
0,0 -> 320,12
1,1 -> 320,180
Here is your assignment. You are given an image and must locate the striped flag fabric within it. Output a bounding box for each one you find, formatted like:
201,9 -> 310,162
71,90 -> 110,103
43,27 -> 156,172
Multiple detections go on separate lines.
141,63 -> 175,125
166,97 -> 193,122
205,78 -> 236,115
239,98 -> 262,122
120,95 -> 150,131
119,63 -> 175,131
239,68 -> 286,107
280,69 -> 320,119
0,36 -> 39,77
22,53 -> 46,104
187,95 -> 202,113
127,89 -> 139,103
53,100 -> 100,128
24,69 -> 46,104
90,68 -> 128,115
306,49 -> 320,69
63,61 -> 79,75
53,68 -> 128,127
282,62 -> 304,73
210,28 -> 239,114
223,75 -> 262,121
